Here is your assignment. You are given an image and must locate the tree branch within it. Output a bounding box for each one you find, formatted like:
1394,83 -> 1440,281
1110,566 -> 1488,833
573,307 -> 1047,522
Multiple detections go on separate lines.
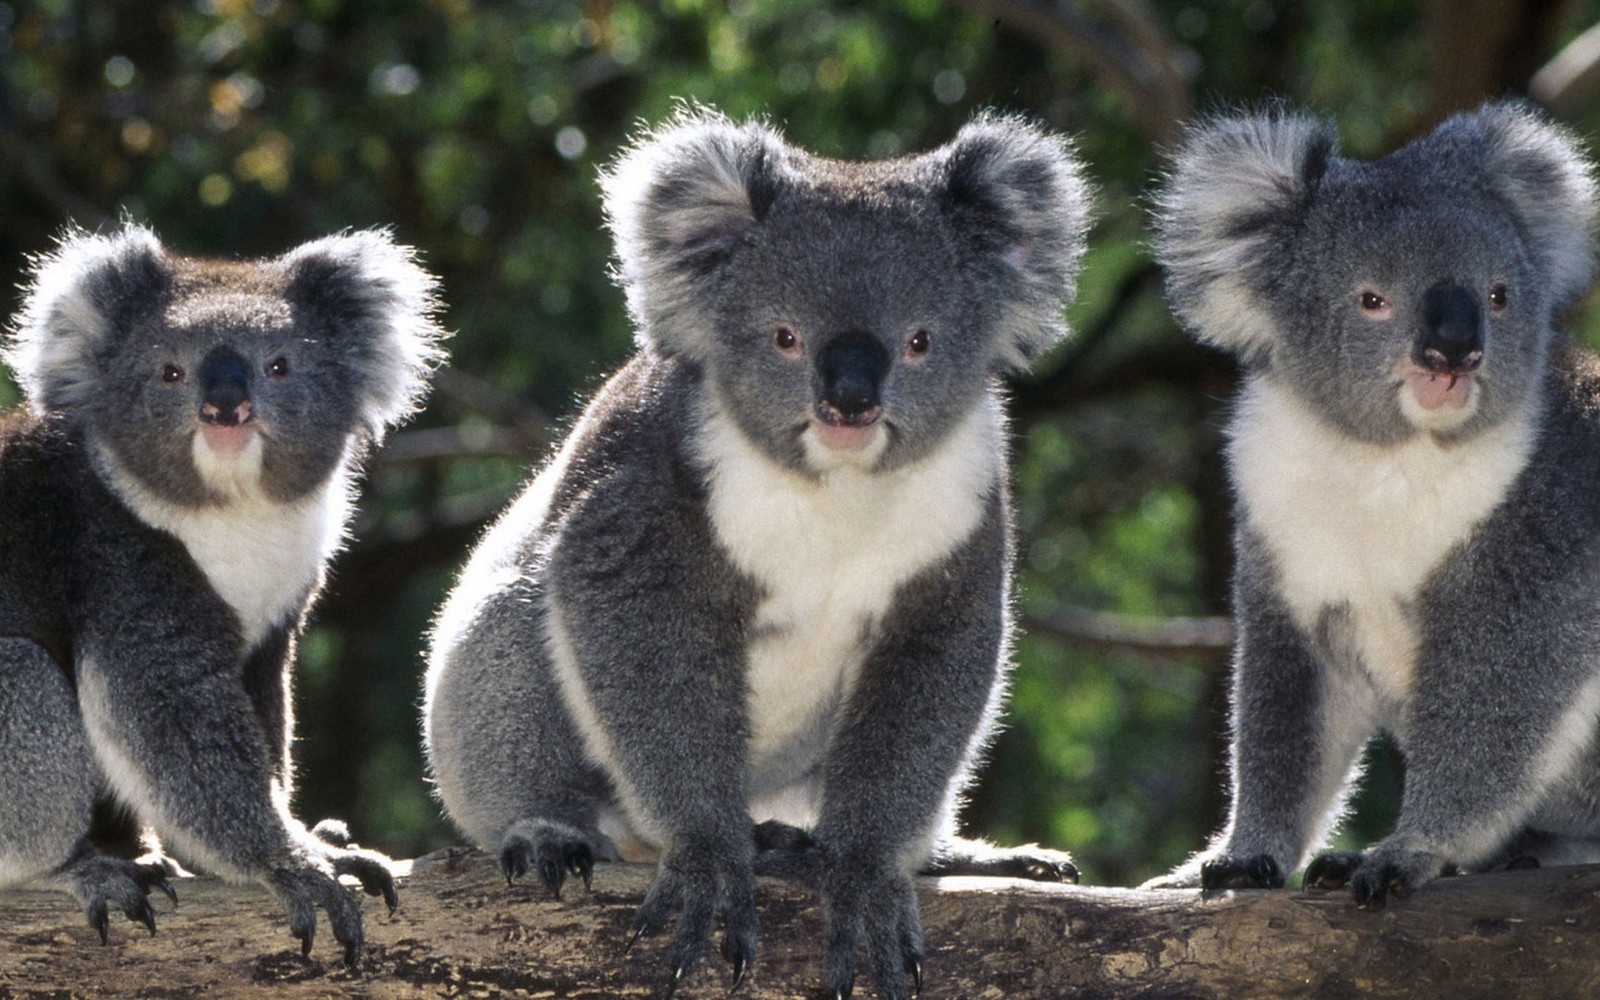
2,852 -> 1596,996
1026,604 -> 1233,658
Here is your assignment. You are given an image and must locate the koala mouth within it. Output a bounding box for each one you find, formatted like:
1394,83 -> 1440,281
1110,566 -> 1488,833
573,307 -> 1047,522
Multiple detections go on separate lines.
1405,368 -> 1475,410
811,402 -> 882,452
198,420 -> 259,458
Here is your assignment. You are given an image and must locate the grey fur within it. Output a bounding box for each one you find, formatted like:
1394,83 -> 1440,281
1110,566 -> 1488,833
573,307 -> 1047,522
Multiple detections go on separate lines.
1144,102 -> 1600,906
0,223 -> 446,959
425,108 -> 1087,998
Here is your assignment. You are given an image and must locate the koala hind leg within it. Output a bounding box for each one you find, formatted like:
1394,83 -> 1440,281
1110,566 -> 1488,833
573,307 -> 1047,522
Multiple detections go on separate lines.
0,638 -> 176,940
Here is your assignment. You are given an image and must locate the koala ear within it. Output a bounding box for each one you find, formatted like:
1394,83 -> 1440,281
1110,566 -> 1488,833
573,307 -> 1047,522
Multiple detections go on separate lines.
601,107 -> 784,360
281,229 -> 448,440
5,223 -> 170,413
1467,102 -> 1598,309
1155,111 -> 1335,364
939,114 -> 1092,371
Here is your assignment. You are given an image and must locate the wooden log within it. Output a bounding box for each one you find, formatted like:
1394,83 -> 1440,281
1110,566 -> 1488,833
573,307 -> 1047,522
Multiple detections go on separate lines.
2,850 -> 1599,998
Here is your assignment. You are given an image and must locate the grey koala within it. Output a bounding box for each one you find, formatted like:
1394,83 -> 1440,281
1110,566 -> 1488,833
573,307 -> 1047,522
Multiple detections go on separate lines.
1143,102 -> 1600,906
424,108 -> 1086,999
0,224 -> 446,961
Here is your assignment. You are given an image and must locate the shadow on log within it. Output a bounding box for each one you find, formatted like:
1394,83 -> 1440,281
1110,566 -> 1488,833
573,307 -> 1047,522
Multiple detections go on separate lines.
2,851 -> 1599,998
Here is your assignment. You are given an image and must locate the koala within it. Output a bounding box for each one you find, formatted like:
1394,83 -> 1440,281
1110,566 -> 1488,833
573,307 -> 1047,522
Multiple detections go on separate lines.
0,224 -> 446,961
1142,102 -> 1600,906
423,108 -> 1087,999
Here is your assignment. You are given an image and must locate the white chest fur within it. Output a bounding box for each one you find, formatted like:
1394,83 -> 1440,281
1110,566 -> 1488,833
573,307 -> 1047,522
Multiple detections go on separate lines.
95,442 -> 351,650
695,397 -> 1003,768
1229,378 -> 1536,702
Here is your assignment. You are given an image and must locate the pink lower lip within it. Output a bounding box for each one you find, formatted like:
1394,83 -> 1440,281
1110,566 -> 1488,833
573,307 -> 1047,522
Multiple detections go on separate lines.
813,422 -> 876,451
201,423 -> 255,456
1404,369 -> 1474,410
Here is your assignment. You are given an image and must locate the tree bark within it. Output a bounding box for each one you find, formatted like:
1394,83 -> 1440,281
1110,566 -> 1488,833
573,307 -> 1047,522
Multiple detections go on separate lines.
3,851 -> 1599,998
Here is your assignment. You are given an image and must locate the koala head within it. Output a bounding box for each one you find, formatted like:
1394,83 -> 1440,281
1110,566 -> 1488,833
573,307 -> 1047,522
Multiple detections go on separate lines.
602,107 -> 1090,474
5,224 -> 447,505
1156,101 -> 1597,445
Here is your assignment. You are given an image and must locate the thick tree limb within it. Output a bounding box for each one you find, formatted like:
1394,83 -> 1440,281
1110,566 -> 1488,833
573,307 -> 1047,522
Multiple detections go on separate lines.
3,852 -> 1599,997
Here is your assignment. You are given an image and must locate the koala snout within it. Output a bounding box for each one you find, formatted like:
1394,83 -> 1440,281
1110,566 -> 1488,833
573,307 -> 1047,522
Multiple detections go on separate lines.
1416,284 -> 1485,375
197,348 -> 254,427
816,332 -> 888,426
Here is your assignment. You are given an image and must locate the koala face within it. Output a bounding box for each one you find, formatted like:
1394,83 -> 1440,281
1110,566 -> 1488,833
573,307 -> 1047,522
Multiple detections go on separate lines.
707,194 -> 1005,473
602,109 -> 1091,475
1157,102 -> 1596,446
6,226 -> 446,506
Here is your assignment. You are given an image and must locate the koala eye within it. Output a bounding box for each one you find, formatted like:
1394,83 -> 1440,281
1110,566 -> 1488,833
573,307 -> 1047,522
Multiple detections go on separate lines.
905,329 -> 931,358
1358,290 -> 1391,318
161,364 -> 185,385
1489,284 -> 1508,312
266,356 -> 290,379
773,326 -> 802,357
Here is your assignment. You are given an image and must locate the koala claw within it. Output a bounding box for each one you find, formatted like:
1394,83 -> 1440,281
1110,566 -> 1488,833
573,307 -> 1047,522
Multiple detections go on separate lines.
1199,853 -> 1284,890
630,852 -> 758,997
329,850 -> 398,915
67,855 -> 178,944
820,865 -> 924,1000
1303,850 -> 1363,890
500,828 -> 595,899
270,863 -> 366,967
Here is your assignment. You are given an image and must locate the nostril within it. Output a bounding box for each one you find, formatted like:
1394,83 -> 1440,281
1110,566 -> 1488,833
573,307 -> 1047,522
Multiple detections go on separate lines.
816,400 -> 881,427
1420,347 -> 1451,374
1460,349 -> 1483,373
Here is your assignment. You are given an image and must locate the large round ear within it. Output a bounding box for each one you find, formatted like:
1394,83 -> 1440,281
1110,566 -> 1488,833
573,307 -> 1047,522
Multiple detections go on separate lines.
281,229 -> 448,441
1154,110 -> 1334,365
600,107 -> 785,361
938,114 -> 1092,371
5,224 -> 170,413
1467,101 -> 1598,310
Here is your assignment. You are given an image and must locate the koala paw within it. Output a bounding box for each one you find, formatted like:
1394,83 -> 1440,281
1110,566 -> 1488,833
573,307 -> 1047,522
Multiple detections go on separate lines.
1306,847 -> 1448,909
499,823 -> 595,899
62,853 -> 178,944
267,859 -> 372,968
819,861 -> 925,1000
1302,849 -> 1364,890
1199,853 -> 1284,890
627,846 -> 757,997
752,820 -> 825,886
922,841 -> 1079,884
302,822 -> 399,916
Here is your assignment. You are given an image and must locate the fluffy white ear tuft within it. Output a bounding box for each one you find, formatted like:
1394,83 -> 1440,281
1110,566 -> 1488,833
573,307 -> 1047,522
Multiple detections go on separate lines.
1468,102 -> 1598,310
939,113 -> 1093,371
281,229 -> 449,440
1155,111 -> 1334,364
6,224 -> 170,413
600,106 -> 785,360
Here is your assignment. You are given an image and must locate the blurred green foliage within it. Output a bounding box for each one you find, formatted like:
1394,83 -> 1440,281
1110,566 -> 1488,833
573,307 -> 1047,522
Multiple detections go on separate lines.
4,0 -> 1600,887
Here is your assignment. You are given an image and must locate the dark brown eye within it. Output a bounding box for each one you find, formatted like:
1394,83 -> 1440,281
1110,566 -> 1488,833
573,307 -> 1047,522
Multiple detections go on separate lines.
1359,291 -> 1388,312
906,329 -> 931,357
161,364 -> 185,385
774,326 -> 801,355
266,356 -> 289,378
1489,284 -> 1508,311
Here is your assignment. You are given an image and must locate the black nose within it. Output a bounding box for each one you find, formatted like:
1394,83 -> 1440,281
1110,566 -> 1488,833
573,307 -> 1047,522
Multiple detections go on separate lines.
1416,283 -> 1484,374
197,348 -> 253,426
816,331 -> 888,425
